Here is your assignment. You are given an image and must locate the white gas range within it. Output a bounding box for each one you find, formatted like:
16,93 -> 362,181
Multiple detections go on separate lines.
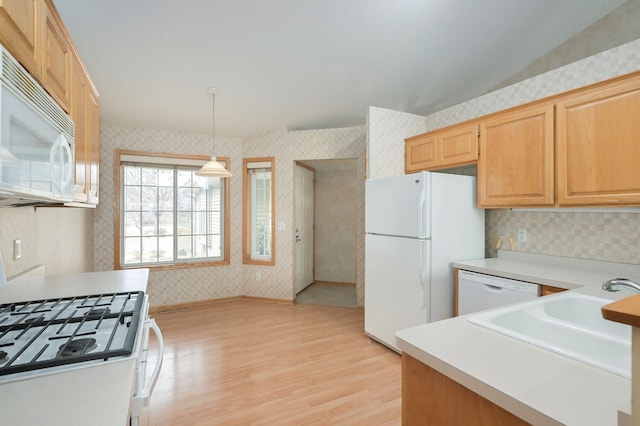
0,268 -> 163,426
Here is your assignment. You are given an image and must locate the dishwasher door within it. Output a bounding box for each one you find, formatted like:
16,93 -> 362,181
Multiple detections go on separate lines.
457,270 -> 539,315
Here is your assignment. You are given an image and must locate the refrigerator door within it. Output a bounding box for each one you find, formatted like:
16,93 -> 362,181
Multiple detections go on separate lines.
365,172 -> 430,239
364,234 -> 430,351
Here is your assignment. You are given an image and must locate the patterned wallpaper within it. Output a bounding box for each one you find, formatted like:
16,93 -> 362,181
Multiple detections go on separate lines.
97,124 -> 366,307
423,39 -> 640,132
367,106 -> 425,179
0,207 -> 93,279
312,163 -> 358,284
96,124 -> 244,307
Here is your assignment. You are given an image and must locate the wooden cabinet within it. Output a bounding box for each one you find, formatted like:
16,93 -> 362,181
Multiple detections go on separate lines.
0,0 -> 72,112
540,285 -> 566,296
556,76 -> 640,206
87,87 -> 100,204
0,0 -> 40,77
405,123 -> 478,172
71,54 -> 99,205
405,133 -> 437,172
403,353 -> 528,425
478,104 -> 555,208
40,0 -> 71,112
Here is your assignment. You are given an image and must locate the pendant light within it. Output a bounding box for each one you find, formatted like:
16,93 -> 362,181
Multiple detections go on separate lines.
196,87 -> 232,177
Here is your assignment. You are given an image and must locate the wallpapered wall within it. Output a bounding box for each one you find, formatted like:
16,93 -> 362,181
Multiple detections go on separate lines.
96,125 -> 244,307
312,162 -> 358,284
367,106 -> 425,179
0,207 -> 93,279
96,124 -> 366,307
242,127 -> 366,305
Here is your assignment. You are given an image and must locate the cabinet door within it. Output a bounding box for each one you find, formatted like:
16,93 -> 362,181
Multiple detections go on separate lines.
40,0 -> 71,111
405,133 -> 437,172
556,77 -> 640,206
71,55 -> 88,202
87,88 -> 100,204
0,0 -> 39,77
478,104 -> 554,207
438,124 -> 478,167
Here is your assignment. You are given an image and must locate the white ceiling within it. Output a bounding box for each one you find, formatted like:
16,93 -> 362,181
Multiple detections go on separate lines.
54,0 -> 626,138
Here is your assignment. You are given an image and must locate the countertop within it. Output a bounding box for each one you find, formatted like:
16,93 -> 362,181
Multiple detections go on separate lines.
453,250 -> 640,290
398,251 -> 640,425
0,268 -> 149,304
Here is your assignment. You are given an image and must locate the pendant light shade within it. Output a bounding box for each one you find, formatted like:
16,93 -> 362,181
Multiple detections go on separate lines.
196,87 -> 231,178
198,155 -> 232,177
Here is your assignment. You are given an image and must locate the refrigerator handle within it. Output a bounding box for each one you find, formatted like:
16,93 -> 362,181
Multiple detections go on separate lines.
418,191 -> 427,238
419,240 -> 427,309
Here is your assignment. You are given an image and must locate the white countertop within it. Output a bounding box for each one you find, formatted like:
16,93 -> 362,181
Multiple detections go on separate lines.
453,250 -> 640,290
397,252 -> 640,425
0,268 -> 149,304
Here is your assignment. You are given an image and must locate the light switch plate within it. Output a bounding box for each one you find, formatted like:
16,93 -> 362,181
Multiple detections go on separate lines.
13,239 -> 21,260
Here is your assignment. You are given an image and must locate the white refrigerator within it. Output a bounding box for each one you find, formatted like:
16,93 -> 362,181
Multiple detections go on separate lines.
364,171 -> 484,351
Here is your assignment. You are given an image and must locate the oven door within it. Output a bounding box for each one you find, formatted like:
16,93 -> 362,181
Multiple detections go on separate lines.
0,76 -> 74,202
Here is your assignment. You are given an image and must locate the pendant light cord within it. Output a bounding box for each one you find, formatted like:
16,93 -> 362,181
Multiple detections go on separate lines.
209,87 -> 217,157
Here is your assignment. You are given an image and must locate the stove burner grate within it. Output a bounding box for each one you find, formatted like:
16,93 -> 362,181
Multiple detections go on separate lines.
84,307 -> 111,318
58,338 -> 97,357
0,291 -> 145,376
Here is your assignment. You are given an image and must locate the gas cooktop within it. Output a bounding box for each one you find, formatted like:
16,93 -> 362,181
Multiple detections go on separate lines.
0,291 -> 145,376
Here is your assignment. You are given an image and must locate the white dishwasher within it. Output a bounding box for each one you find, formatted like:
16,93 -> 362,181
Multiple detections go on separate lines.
457,270 -> 539,315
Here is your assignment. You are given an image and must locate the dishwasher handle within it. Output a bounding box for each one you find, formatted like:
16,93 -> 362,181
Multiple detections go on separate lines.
458,270 -> 539,294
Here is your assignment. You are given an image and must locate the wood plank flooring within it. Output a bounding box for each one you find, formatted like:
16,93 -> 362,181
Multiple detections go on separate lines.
140,300 -> 401,425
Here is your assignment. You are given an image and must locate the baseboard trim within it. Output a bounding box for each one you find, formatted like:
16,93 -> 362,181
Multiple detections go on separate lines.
313,280 -> 356,288
150,295 -> 294,314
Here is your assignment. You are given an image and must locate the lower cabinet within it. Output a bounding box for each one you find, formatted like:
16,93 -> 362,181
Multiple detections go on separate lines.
402,353 -> 528,425
540,285 -> 566,296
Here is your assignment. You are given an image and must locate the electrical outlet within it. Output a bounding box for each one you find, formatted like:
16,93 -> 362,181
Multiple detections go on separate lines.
517,229 -> 527,243
256,272 -> 261,281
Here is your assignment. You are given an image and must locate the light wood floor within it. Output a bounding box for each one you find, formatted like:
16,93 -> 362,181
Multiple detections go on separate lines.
140,300 -> 401,425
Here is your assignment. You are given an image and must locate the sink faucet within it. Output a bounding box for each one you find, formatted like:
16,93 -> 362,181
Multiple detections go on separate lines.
602,278 -> 640,293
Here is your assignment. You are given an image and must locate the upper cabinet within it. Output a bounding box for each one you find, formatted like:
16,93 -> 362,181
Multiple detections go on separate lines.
556,77 -> 640,206
406,71 -> 640,209
405,123 -> 478,172
0,0 -> 39,77
1,0 -> 99,206
478,104 -> 555,207
0,0 -> 72,112
40,0 -> 71,112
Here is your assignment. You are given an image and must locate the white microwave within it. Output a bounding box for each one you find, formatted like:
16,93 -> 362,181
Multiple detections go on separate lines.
0,44 -> 74,206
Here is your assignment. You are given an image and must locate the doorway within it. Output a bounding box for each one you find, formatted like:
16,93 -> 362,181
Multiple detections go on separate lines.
293,159 -> 358,308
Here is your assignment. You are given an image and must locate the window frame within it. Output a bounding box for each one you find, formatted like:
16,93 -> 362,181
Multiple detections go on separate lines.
114,149 -> 230,270
242,157 -> 275,266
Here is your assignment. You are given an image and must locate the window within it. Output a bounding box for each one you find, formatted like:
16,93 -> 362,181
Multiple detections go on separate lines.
115,150 -> 229,269
243,157 -> 275,265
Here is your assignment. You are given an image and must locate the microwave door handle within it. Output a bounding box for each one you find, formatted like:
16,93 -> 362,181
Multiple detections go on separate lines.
60,136 -> 73,190
49,135 -> 73,193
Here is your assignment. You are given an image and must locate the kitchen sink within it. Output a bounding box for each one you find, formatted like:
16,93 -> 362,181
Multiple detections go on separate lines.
468,292 -> 631,378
